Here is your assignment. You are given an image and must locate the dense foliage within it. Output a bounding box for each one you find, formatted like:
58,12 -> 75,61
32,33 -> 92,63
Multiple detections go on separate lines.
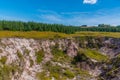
0,20 -> 120,34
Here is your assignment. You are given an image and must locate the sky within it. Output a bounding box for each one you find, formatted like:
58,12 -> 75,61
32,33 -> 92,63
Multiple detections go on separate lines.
0,0 -> 120,26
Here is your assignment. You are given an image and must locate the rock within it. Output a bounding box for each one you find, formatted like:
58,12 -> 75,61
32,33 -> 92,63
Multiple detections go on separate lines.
0,37 -> 119,80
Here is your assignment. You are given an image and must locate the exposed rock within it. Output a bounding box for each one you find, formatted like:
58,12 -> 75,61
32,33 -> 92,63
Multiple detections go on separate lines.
0,37 -> 119,80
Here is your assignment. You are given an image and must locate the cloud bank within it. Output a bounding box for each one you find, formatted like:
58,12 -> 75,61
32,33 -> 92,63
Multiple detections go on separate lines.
83,0 -> 97,4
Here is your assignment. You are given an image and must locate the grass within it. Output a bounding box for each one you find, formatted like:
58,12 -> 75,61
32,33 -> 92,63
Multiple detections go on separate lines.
17,51 -> 23,60
0,56 -> 7,64
84,49 -> 109,62
74,68 -> 92,78
35,50 -> 44,64
63,69 -> 75,79
73,31 -> 120,38
0,31 -> 119,38
0,63 -> 20,80
51,44 -> 72,63
43,61 -> 75,79
36,71 -> 51,80
0,31 -> 68,39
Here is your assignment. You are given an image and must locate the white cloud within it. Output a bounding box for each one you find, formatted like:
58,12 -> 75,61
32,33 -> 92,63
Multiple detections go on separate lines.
83,0 -> 97,4
36,8 -> 120,26
38,14 -> 62,22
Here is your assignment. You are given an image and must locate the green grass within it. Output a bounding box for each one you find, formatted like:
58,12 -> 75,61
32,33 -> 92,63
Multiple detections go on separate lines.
35,50 -> 44,64
63,69 -> 75,79
51,45 -> 72,63
74,68 -> 91,78
0,31 -> 119,38
84,49 -> 109,62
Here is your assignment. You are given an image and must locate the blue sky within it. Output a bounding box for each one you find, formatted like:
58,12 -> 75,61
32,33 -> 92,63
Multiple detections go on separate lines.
0,0 -> 120,26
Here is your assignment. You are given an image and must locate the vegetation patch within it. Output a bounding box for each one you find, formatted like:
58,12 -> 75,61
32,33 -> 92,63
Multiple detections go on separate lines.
24,49 -> 30,55
0,56 -> 7,64
17,51 -> 24,60
74,68 -> 91,77
51,44 -> 72,63
29,58 -> 34,67
84,49 -> 108,62
0,31 -> 119,39
63,69 -> 75,79
36,71 -> 51,80
35,50 -> 44,64
0,64 -> 20,80
43,61 -> 69,79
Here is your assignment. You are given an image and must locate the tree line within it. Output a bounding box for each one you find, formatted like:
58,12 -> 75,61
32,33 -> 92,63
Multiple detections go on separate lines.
0,20 -> 120,34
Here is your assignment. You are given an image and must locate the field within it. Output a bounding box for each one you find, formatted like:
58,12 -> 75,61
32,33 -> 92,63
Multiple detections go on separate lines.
0,31 -> 120,38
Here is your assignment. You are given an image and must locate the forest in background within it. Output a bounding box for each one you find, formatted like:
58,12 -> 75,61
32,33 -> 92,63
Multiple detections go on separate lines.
0,20 -> 120,34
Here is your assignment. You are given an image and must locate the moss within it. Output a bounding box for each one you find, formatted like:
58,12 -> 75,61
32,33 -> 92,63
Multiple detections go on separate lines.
35,50 -> 44,64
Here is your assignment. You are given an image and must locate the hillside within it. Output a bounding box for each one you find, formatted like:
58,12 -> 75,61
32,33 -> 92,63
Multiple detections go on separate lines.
0,36 -> 119,80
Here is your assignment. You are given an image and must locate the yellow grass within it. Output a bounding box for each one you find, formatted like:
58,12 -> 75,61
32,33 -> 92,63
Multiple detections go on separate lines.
0,31 -> 119,38
72,31 -> 120,38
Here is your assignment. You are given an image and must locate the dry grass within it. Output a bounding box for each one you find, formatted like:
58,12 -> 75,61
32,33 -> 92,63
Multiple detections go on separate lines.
72,31 -> 120,38
0,31 -> 119,38
0,31 -> 68,38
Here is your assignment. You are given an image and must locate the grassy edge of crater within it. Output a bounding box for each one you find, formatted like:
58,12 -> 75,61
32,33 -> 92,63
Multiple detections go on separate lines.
0,31 -> 119,39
